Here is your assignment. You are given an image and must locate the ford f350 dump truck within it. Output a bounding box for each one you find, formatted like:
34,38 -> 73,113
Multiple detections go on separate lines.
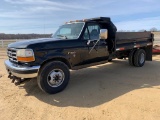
5,17 -> 154,94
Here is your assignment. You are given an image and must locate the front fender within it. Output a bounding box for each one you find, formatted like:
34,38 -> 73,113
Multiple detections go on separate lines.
37,50 -> 72,68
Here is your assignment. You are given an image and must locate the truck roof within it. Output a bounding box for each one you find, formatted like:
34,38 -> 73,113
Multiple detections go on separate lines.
66,17 -> 111,23
66,17 -> 117,39
82,17 -> 111,22
87,17 -> 111,21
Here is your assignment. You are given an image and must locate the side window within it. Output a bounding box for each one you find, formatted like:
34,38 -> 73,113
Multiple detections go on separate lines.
88,24 -> 100,40
83,28 -> 89,40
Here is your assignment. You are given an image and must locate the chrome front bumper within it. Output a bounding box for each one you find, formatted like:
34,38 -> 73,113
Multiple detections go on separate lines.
5,60 -> 40,78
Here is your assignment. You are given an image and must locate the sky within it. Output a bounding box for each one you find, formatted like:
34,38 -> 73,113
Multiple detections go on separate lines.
0,0 -> 160,34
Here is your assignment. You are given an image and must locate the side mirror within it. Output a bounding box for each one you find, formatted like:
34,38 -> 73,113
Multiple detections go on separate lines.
99,29 -> 108,39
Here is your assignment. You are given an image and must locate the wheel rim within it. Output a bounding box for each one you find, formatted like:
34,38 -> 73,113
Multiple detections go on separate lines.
47,69 -> 65,87
140,53 -> 145,64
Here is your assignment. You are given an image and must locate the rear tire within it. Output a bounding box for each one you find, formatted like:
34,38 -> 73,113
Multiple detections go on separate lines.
133,49 -> 146,67
108,59 -> 112,62
37,61 -> 70,94
128,49 -> 136,66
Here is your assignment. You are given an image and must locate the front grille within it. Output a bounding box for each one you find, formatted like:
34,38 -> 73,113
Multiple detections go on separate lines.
7,48 -> 18,63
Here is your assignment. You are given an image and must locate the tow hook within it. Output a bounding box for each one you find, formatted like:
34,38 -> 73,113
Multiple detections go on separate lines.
8,74 -> 30,85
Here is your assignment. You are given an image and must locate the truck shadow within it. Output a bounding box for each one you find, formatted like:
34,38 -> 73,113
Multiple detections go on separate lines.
21,58 -> 160,108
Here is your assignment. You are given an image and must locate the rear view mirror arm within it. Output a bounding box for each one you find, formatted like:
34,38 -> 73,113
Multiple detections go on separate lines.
89,39 -> 100,54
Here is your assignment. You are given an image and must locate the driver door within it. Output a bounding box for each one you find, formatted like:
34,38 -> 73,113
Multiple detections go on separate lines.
82,23 -> 109,65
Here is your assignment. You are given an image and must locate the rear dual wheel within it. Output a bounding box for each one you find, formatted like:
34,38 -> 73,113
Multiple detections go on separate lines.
129,49 -> 146,67
108,59 -> 112,62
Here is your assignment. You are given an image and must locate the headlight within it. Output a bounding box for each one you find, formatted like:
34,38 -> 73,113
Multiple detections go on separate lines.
16,49 -> 35,62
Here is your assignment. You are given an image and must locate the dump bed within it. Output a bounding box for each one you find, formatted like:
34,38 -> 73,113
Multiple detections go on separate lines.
115,32 -> 153,50
116,32 -> 153,44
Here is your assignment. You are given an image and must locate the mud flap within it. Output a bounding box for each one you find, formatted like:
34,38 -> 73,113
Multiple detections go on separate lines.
145,45 -> 152,61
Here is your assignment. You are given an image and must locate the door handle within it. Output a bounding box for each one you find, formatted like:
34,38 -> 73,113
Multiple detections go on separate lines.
101,41 -> 106,44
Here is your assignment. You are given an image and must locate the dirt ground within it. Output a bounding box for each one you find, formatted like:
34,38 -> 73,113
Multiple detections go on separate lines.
0,50 -> 160,120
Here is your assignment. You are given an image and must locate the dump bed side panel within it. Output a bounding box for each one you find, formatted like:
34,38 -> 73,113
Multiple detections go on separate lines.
116,32 -> 152,44
115,32 -> 154,61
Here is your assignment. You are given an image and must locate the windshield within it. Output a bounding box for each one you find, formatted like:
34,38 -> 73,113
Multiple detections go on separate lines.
52,22 -> 84,39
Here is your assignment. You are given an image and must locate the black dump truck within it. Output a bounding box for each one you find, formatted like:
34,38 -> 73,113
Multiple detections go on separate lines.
5,17 -> 154,94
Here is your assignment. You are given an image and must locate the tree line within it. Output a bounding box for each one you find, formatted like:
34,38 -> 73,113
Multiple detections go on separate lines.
118,27 -> 160,32
0,27 -> 159,39
0,33 -> 52,40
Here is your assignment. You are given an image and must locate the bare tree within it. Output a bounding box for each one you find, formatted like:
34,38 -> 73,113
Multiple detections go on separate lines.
117,30 -> 127,32
0,34 -> 52,40
150,27 -> 158,32
138,29 -> 146,32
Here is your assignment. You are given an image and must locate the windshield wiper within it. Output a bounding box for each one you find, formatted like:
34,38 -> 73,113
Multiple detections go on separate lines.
57,35 -> 68,39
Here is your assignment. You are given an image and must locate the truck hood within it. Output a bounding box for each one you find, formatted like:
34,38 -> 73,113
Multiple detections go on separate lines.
8,38 -> 61,48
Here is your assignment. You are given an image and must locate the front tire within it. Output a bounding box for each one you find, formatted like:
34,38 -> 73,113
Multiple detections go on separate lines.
37,61 -> 70,94
133,49 -> 146,67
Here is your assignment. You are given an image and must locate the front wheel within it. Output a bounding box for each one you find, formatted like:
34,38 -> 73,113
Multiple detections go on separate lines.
37,61 -> 70,94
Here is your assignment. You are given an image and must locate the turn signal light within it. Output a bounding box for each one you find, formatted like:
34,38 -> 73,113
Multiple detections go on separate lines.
17,56 -> 35,62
